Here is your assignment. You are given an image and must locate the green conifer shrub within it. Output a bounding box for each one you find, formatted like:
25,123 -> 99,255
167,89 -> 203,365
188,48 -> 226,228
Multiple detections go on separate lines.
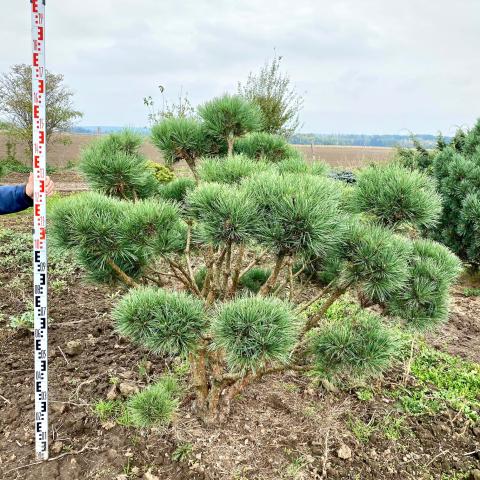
386,239 -> 462,330
311,309 -> 402,380
396,119 -> 480,269
126,377 -> 180,427
157,177 -> 196,205
52,94 -> 462,423
239,267 -> 271,293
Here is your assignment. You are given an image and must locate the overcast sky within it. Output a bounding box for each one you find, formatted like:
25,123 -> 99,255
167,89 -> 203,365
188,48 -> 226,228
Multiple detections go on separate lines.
1,0 -> 479,134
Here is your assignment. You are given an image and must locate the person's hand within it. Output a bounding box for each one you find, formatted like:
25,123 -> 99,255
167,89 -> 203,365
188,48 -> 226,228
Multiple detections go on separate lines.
25,173 -> 55,199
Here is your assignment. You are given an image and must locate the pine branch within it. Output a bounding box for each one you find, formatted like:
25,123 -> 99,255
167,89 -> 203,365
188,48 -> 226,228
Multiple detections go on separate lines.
258,253 -> 286,296
106,259 -> 140,288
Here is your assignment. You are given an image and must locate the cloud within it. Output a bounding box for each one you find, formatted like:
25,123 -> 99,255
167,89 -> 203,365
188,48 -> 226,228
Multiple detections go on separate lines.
0,0 -> 479,133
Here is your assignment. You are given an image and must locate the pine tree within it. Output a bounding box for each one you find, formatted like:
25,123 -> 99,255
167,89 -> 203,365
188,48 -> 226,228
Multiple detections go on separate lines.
52,95 -> 462,424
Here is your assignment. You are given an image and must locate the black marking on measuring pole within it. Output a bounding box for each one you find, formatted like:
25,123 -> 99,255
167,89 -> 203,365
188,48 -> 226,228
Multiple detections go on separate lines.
31,0 -> 48,461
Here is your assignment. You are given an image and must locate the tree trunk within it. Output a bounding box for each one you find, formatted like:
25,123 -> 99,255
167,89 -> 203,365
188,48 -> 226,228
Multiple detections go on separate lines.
189,350 -> 209,412
228,244 -> 245,297
227,136 -> 234,157
258,253 -> 286,296
185,157 -> 199,184
302,287 -> 347,333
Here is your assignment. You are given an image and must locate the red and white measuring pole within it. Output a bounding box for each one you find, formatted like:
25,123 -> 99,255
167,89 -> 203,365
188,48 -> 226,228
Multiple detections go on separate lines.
31,0 -> 49,461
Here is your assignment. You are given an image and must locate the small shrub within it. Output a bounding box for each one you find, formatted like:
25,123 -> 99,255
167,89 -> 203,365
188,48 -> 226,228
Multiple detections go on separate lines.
126,380 -> 179,428
239,267 -> 271,293
147,161 -> 175,184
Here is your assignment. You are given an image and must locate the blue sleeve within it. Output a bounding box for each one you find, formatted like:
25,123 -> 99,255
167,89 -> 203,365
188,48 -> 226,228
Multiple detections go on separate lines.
0,185 -> 33,215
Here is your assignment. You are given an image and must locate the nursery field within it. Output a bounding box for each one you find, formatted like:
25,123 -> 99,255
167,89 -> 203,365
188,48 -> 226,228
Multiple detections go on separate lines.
0,131 -> 394,169
2,102 -> 480,480
1,206 -> 480,480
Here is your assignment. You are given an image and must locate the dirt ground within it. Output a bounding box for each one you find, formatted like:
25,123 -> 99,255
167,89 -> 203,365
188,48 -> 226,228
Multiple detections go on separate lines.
1,209 -> 479,480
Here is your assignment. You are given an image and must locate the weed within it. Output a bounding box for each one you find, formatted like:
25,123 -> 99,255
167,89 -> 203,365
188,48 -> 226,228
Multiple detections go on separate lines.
50,279 -> 67,293
93,400 -> 122,421
347,417 -> 376,443
137,358 -> 150,379
117,408 -> 135,427
9,304 -> 34,330
172,443 -> 193,462
172,359 -> 190,378
410,345 -> 480,422
283,383 -> 300,393
438,473 -> 469,480
390,345 -> 480,422
463,287 -> 480,297
285,455 -> 308,478
302,405 -> 317,418
356,388 -> 374,402
379,414 -> 409,441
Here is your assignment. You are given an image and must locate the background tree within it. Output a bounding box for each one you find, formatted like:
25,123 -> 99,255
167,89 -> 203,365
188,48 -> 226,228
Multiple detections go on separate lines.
396,119 -> 480,269
238,53 -> 303,138
0,64 -> 82,159
143,85 -> 194,125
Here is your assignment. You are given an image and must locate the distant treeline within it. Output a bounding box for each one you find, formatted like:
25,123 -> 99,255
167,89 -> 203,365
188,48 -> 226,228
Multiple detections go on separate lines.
72,126 -> 150,135
71,127 -> 449,148
290,133 -> 450,148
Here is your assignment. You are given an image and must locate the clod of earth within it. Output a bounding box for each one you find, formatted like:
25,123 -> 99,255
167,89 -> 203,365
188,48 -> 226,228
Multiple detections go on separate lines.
337,444 -> 352,460
65,340 -> 83,356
